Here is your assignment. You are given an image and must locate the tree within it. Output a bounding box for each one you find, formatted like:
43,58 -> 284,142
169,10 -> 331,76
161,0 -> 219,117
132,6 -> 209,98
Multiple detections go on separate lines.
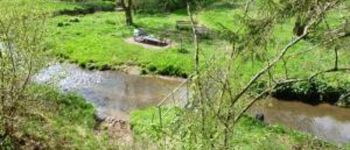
119,0 -> 134,26
154,0 -> 347,149
0,1 -> 46,147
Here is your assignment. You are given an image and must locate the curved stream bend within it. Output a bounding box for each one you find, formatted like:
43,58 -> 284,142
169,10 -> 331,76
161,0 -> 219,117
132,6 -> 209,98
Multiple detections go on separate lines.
33,64 -> 187,120
33,64 -> 350,144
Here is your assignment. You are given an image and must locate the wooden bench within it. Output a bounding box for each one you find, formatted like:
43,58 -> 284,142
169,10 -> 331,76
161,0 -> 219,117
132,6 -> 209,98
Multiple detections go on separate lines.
176,20 -> 198,30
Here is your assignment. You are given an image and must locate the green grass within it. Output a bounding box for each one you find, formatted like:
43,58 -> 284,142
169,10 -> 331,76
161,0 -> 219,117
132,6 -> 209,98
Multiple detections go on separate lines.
0,85 -> 112,149
45,0 -> 350,79
130,106 -> 340,149
46,10 -> 229,77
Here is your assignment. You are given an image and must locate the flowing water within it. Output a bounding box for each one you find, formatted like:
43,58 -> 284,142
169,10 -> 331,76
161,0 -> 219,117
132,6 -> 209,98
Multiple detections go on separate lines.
33,64 -> 350,144
250,98 -> 350,144
33,64 -> 187,120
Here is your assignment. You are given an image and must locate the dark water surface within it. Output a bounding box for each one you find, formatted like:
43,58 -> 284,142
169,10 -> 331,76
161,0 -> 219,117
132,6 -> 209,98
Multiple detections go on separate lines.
33,64 -> 187,120
34,64 -> 350,144
250,98 -> 350,144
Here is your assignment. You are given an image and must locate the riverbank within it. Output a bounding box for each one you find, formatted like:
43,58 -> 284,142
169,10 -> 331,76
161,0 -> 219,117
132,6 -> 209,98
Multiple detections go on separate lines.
3,84 -> 347,149
31,63 -> 350,148
130,106 -> 346,149
33,63 -> 186,119
0,85 -> 113,149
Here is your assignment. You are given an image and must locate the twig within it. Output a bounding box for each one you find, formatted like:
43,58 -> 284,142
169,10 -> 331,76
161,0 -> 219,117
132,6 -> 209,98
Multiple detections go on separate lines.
309,68 -> 350,81
187,2 -> 200,73
234,78 -> 306,122
229,23 -> 311,108
157,79 -> 190,106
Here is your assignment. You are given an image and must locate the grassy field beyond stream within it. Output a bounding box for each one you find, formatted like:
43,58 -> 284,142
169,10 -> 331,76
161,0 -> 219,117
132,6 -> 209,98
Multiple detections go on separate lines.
47,11 -> 223,77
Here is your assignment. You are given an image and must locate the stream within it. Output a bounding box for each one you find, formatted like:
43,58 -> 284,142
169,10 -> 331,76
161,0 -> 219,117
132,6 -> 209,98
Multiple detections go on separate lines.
33,64 -> 350,144
33,64 -> 187,120
250,98 -> 350,144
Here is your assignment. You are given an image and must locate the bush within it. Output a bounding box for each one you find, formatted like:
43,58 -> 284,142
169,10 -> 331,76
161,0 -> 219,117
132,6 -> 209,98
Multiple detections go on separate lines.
99,64 -> 112,71
158,65 -> 184,77
79,62 -> 87,68
177,48 -> 190,54
147,64 -> 157,72
87,63 -> 97,70
272,80 -> 347,105
69,17 -> 80,23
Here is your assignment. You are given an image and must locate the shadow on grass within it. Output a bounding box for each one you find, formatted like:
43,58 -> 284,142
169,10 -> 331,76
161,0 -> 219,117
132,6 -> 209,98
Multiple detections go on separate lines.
55,1 -> 116,16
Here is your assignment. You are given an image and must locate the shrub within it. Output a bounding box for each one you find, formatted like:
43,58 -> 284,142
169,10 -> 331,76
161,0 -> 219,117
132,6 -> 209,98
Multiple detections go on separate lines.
79,62 -> 87,68
158,65 -> 182,76
147,65 -> 157,72
177,48 -> 190,54
69,17 -> 80,23
99,64 -> 111,71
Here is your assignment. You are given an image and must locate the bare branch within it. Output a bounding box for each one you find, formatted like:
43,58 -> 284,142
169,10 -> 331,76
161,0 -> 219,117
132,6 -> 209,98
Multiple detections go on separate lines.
229,24 -> 311,108
234,78 -> 306,123
309,68 -> 350,81
187,2 -> 200,74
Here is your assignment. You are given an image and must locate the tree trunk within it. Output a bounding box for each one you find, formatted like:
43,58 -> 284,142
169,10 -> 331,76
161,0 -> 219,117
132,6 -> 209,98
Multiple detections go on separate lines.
125,6 -> 133,26
120,0 -> 133,26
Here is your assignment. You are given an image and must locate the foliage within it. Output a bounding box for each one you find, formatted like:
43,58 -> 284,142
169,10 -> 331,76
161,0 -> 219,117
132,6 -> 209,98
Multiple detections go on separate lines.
272,79 -> 348,104
131,107 -> 182,141
0,1 -> 47,148
0,1 -> 110,149
160,0 -> 350,149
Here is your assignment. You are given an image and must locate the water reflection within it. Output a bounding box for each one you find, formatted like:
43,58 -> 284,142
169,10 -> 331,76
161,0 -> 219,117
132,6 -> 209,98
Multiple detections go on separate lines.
250,98 -> 350,144
33,64 -> 186,120
34,64 -> 350,144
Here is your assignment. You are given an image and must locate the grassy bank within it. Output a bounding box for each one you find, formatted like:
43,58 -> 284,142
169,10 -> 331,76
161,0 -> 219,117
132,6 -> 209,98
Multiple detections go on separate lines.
130,106 -> 342,149
0,85 -> 112,149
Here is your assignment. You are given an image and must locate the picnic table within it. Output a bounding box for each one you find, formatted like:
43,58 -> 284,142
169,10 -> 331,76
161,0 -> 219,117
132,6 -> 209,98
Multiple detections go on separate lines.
175,20 -> 210,38
133,29 -> 170,47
